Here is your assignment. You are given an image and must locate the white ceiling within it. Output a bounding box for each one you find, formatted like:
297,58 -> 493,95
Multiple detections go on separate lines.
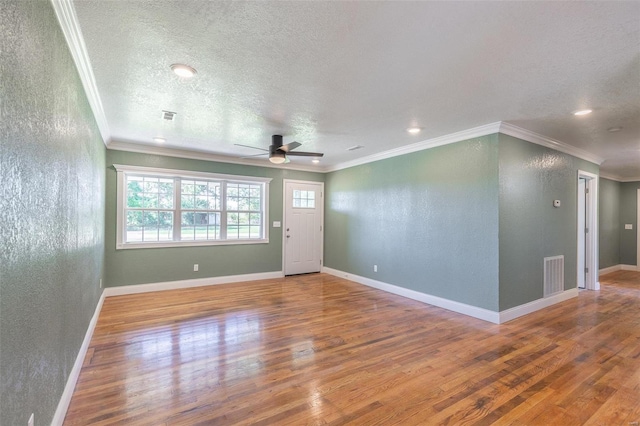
70,0 -> 640,179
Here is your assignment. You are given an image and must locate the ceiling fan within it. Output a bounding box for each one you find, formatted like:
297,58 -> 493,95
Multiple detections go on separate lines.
236,135 -> 324,164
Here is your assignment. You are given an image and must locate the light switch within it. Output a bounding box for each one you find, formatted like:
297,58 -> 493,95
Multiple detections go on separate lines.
625,224 -> 633,230
273,221 -> 281,228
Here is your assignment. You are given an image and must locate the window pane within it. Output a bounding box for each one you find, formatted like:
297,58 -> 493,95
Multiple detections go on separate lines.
181,212 -> 220,241
292,189 -> 315,209
158,212 -> 173,241
239,197 -> 250,210
227,197 -> 238,210
181,227 -> 195,240
126,210 -> 143,242
250,213 -> 261,225
144,180 -> 158,193
159,194 -> 172,209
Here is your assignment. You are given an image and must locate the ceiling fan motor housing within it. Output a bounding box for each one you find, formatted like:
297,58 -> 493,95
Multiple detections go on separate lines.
272,135 -> 283,148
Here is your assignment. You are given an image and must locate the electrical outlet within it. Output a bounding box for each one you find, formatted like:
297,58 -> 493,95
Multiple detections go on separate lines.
625,224 -> 633,230
28,413 -> 34,426
193,264 -> 199,272
374,265 -> 378,272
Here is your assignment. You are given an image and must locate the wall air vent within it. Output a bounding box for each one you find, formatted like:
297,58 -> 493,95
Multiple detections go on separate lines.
161,110 -> 177,121
347,145 -> 364,151
543,255 -> 564,297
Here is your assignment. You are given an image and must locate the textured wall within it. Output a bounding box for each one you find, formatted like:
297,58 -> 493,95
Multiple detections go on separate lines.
324,135 -> 500,311
599,178 -> 621,268
619,181 -> 640,266
105,150 -> 324,286
0,1 -> 106,425
498,134 -> 599,310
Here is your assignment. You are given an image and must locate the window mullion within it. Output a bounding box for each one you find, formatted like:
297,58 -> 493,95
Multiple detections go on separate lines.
173,177 -> 181,241
220,181 -> 227,239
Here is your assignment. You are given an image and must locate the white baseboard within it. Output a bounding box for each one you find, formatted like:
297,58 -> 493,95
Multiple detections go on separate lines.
321,267 -> 501,323
599,264 -> 622,275
51,291 -> 105,426
103,271 -> 284,297
322,267 -> 583,324
498,288 -> 578,323
600,264 -> 639,274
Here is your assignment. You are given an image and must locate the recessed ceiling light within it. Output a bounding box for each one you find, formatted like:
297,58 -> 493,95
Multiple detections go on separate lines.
573,109 -> 592,116
153,137 -> 166,143
407,127 -> 422,134
607,127 -> 622,133
170,64 -> 197,78
312,159 -> 320,164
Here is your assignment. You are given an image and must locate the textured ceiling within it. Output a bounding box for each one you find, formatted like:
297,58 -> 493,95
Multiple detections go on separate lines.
72,0 -> 640,178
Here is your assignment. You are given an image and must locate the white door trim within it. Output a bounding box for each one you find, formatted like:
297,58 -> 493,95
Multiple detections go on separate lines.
282,179 -> 324,275
577,178 -> 586,289
578,170 -> 599,290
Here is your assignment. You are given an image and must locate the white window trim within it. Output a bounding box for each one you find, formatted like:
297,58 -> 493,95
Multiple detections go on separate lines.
114,164 -> 271,250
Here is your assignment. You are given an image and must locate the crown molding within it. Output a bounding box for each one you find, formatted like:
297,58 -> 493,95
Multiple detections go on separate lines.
325,122 -> 502,172
498,122 -> 604,165
325,121 -> 605,173
600,174 -> 640,183
107,140 -> 324,173
599,173 -> 623,182
51,0 -> 110,145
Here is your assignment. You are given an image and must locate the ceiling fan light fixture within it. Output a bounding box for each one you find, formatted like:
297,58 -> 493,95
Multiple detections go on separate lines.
170,63 -> 197,78
312,159 -> 320,164
269,152 -> 286,164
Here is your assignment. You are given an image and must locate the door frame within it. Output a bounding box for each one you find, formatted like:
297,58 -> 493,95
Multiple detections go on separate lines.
577,177 -> 586,289
282,179 -> 325,275
637,188 -> 640,270
577,170 -> 599,290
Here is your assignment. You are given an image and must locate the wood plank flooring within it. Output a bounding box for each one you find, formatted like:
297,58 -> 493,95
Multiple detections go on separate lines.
64,271 -> 640,425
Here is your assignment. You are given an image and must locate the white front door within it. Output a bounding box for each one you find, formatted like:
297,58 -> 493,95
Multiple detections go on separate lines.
284,180 -> 323,275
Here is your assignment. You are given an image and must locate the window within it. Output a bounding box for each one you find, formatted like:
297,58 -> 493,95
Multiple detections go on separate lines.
293,190 -> 315,208
115,165 -> 271,249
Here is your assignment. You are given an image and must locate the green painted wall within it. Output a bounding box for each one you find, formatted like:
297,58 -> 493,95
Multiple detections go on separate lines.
599,178 -> 621,268
620,181 -> 640,266
0,1 -> 106,425
324,133 -> 601,313
497,134 -> 599,310
104,150 -> 324,286
325,135 -> 501,311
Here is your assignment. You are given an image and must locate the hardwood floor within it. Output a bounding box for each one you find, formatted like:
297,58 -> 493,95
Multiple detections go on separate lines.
64,271 -> 640,425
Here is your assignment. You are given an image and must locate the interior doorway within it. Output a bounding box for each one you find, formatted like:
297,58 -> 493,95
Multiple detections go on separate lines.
577,177 -> 587,289
577,170 -> 599,290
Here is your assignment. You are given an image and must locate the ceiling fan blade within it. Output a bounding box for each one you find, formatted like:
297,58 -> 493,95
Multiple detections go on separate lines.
278,141 -> 302,153
235,143 -> 269,152
284,151 -> 324,157
241,153 -> 268,159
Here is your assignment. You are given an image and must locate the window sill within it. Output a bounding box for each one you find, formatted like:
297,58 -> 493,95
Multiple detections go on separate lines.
116,239 -> 269,250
